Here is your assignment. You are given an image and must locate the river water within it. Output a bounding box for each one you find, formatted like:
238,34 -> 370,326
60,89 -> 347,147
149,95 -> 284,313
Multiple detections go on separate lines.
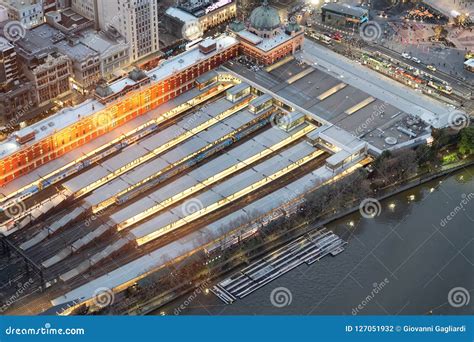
158,166 -> 474,315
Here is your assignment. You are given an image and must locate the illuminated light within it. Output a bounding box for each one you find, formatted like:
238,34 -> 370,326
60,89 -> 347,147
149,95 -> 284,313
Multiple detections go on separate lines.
117,124 -> 316,230
430,187 -> 435,193
136,149 -> 325,246
388,203 -> 396,210
205,0 -> 232,14
408,194 -> 415,201
205,288 -> 210,295
348,221 -> 354,227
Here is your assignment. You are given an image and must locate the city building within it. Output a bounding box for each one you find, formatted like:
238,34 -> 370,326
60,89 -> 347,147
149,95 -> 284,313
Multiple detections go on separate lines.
228,0 -> 304,65
164,0 -> 237,40
42,0 -> 64,14
0,0 -> 312,185
0,37 -> 19,89
45,8 -> 94,35
70,0 -> 98,24
0,4 -> 8,22
0,37 -> 36,127
0,35 -> 239,185
0,0 -> 44,28
55,37 -> 100,93
22,52 -> 71,106
80,29 -> 130,80
321,3 -> 368,27
97,0 -> 159,62
14,21 -> 128,90
0,80 -> 36,128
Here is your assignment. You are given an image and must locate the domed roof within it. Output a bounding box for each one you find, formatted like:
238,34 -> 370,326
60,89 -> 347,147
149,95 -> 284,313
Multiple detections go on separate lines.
249,0 -> 281,31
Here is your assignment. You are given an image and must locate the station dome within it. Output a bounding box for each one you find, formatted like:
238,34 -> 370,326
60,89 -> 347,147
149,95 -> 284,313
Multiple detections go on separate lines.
249,0 -> 281,31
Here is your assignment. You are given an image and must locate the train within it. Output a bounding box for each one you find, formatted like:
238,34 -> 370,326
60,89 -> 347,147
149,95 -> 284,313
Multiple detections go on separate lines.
114,109 -> 275,205
0,123 -> 159,214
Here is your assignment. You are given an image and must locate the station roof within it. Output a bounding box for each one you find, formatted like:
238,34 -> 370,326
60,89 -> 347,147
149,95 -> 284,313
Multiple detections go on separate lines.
196,70 -> 218,84
227,82 -> 250,95
250,93 -> 272,107
0,35 -> 238,160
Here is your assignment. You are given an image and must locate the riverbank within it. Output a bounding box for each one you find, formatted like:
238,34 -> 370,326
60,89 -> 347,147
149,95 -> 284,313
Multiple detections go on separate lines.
159,164 -> 474,315
124,159 -> 473,315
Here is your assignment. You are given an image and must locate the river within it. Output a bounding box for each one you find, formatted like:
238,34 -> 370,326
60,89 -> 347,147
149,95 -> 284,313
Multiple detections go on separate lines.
157,166 -> 474,315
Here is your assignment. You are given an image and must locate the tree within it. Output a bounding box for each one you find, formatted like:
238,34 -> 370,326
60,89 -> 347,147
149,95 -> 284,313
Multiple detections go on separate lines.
415,144 -> 436,167
433,25 -> 446,41
458,127 -> 474,155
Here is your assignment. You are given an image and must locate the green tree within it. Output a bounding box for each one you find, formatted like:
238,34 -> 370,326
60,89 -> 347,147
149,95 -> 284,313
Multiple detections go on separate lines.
458,127 -> 474,155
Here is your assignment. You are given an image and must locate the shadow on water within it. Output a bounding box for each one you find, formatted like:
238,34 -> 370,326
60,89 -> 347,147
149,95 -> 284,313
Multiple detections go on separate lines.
157,166 -> 474,316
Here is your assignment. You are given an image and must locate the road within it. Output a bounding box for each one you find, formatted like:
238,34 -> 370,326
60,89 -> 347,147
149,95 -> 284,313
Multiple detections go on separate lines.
300,38 -> 453,127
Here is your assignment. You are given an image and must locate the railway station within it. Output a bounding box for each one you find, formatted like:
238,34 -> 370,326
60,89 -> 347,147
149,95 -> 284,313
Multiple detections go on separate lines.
0,2 -> 443,313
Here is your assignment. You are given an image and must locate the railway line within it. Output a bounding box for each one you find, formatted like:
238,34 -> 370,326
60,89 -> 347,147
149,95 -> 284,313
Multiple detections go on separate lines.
0,83 -> 234,228
0,80 -> 340,314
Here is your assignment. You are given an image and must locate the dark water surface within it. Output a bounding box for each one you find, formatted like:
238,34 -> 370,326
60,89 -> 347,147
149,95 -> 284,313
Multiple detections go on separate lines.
157,166 -> 474,315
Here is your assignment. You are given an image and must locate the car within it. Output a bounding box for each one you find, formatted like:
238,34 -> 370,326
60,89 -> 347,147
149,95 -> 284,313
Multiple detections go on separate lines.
411,57 -> 421,63
427,65 -> 436,72
402,52 -> 411,59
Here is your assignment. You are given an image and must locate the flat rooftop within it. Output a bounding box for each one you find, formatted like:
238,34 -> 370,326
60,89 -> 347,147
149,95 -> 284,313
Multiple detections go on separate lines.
224,58 -> 430,151
0,35 -> 238,161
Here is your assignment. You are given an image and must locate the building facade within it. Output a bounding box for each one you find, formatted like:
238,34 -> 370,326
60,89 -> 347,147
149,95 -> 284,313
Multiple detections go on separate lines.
229,1 -> 304,66
0,81 -> 36,127
71,0 -> 98,23
56,38 -> 101,93
22,52 -> 72,106
97,0 -> 159,62
0,37 -> 18,89
80,29 -> 130,80
0,36 -> 239,185
0,0 -> 44,28
164,0 -> 237,40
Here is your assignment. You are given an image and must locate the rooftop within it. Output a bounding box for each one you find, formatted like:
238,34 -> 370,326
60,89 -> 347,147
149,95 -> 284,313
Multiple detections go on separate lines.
79,30 -> 127,56
236,28 -> 295,52
0,35 -> 239,159
0,36 -> 12,51
165,7 -> 198,23
0,100 -> 104,158
464,58 -> 474,68
224,57 -> 431,151
321,3 -> 368,18
55,39 -> 98,61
